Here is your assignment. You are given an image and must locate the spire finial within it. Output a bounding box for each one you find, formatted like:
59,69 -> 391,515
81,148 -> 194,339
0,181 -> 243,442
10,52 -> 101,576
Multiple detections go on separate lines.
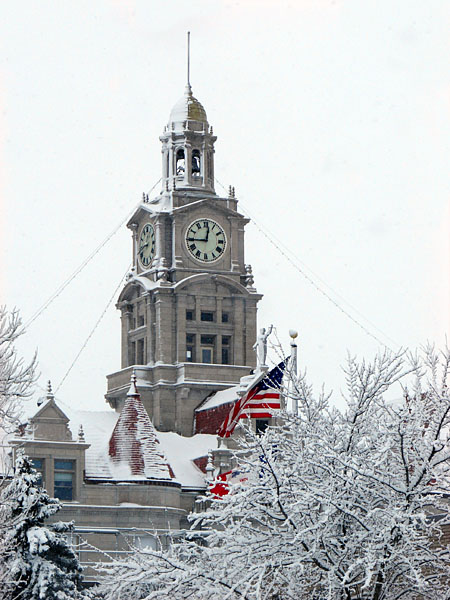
127,368 -> 139,397
78,424 -> 85,443
205,450 -> 215,482
46,380 -> 54,401
187,31 -> 191,89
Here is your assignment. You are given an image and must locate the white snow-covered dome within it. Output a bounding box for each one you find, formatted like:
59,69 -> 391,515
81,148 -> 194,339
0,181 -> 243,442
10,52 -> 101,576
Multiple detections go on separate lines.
169,85 -> 207,124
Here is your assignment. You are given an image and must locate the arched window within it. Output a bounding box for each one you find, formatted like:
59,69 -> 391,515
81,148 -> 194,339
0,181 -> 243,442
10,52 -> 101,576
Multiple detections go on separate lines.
192,149 -> 201,175
176,148 -> 185,175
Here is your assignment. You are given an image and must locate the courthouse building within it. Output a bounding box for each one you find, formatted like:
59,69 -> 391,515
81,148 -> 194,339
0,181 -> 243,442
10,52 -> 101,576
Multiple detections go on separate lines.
9,78 -> 275,581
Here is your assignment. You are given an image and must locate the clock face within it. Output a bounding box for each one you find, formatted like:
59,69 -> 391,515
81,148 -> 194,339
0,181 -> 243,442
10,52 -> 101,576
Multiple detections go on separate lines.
138,223 -> 155,268
185,218 -> 227,263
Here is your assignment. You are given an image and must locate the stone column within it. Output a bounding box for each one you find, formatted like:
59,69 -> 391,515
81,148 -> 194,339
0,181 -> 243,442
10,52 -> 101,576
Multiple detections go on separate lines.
168,141 -> 175,181
130,223 -> 138,269
119,304 -> 131,369
233,296 -> 245,365
154,216 -> 164,266
245,300 -> 258,368
195,298 -> 201,363
217,296 -> 223,364
172,215 -> 183,269
176,293 -> 187,363
146,294 -> 155,365
154,288 -> 174,364
229,217 -> 240,272
237,219 -> 247,272
185,143 -> 192,186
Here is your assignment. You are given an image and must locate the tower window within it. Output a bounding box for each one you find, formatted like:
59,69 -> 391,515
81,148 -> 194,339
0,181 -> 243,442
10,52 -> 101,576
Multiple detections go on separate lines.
186,310 -> 194,321
137,339 -> 145,365
129,341 -> 136,366
201,311 -> 214,322
176,148 -> 185,175
222,336 -> 231,365
54,459 -> 75,501
200,335 -> 215,364
186,334 -> 195,362
138,315 -> 145,327
192,149 -> 201,175
202,348 -> 212,363
221,312 -> 229,323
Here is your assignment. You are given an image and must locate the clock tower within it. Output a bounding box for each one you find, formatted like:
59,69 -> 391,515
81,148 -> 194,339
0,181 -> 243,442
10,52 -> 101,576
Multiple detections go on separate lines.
105,82 -> 262,436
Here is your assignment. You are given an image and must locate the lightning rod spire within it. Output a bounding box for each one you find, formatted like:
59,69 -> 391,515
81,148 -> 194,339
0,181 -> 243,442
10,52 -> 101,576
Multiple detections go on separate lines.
187,31 -> 191,89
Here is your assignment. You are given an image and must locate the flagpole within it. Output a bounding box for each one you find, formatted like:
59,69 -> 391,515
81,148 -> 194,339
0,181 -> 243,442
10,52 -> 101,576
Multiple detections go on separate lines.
289,329 -> 298,415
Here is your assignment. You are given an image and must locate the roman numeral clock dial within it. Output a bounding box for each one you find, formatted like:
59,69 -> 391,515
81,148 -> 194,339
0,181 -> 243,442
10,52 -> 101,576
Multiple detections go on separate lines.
138,223 -> 155,268
185,218 -> 227,263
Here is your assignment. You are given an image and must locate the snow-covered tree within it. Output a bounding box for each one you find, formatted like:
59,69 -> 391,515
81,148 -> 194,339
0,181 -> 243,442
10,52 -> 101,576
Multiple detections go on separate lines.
98,346 -> 450,600
0,307 -> 37,433
0,453 -> 88,600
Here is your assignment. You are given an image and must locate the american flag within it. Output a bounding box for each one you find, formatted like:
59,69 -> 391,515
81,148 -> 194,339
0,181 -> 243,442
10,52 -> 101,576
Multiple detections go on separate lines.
209,469 -> 248,497
217,359 -> 289,438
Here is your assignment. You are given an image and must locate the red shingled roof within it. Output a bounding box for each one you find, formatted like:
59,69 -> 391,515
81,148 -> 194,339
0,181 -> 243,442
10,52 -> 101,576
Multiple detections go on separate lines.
108,373 -> 173,480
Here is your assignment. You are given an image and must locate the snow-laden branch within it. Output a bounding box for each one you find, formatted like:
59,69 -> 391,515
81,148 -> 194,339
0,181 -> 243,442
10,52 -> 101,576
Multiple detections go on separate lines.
0,307 -> 37,434
99,346 -> 450,600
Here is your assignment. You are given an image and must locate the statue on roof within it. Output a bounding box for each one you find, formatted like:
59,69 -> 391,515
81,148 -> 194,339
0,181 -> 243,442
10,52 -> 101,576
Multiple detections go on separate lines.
253,325 -> 273,370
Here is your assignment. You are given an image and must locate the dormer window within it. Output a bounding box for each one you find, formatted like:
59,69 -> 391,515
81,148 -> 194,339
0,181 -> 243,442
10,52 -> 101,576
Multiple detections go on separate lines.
176,148 -> 185,175
192,149 -> 201,175
54,459 -> 75,501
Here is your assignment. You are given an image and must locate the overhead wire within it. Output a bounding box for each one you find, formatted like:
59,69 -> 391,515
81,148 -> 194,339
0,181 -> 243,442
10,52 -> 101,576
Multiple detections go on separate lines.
25,178 -> 161,329
215,178 -> 399,351
28,171 -> 400,394
55,264 -> 131,394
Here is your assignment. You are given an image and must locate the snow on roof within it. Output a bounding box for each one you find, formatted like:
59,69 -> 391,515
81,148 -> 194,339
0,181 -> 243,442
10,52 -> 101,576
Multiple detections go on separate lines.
157,431 -> 217,488
196,385 -> 239,412
6,389 -> 216,488
108,376 -> 173,481
129,275 -> 159,292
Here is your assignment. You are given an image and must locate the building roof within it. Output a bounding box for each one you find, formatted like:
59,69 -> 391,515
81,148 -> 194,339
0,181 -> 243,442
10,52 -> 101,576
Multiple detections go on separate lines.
7,385 -> 217,488
196,385 -> 240,412
169,85 -> 207,124
108,374 -> 173,480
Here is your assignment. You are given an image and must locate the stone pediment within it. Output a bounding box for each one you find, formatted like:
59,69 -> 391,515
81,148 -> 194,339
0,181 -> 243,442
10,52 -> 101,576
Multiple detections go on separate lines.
172,197 -> 247,221
30,398 -> 73,441
173,272 -> 255,297
32,398 -> 70,423
126,203 -> 159,229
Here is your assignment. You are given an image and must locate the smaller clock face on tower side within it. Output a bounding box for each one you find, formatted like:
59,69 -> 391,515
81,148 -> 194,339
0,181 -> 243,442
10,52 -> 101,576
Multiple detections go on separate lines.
138,223 -> 156,268
185,218 -> 227,263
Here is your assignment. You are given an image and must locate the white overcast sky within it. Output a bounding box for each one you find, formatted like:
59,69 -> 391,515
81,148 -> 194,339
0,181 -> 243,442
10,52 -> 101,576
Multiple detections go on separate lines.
1,0 -> 449,412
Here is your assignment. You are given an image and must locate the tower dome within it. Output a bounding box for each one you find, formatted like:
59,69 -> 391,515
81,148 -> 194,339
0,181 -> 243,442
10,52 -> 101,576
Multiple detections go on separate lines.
161,80 -> 215,193
169,84 -> 207,125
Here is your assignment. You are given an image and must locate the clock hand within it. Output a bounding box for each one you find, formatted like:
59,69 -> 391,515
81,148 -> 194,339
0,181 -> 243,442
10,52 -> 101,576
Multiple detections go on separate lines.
138,242 -> 149,252
205,223 -> 210,242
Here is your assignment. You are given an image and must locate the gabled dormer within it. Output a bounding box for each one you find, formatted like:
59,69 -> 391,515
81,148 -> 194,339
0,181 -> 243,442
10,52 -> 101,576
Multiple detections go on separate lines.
10,382 -> 90,502
30,394 -> 73,442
